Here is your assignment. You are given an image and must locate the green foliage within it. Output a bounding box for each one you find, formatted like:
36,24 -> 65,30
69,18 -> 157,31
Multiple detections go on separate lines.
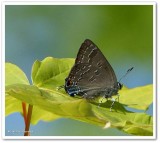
5,62 -> 60,124
119,84 -> 153,110
5,57 -> 153,136
5,63 -> 29,86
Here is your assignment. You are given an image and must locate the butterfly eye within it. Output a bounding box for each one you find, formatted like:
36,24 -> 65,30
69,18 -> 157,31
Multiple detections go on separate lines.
117,82 -> 123,90
66,80 -> 72,86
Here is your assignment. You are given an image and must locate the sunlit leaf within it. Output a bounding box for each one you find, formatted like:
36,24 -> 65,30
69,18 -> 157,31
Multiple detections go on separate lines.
5,58 -> 153,136
31,57 -> 74,89
5,63 -> 60,124
119,85 -> 153,110
5,63 -> 29,86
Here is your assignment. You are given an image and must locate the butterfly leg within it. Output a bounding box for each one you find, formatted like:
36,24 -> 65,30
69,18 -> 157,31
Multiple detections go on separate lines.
110,98 -> 116,112
110,94 -> 120,111
116,94 -> 120,102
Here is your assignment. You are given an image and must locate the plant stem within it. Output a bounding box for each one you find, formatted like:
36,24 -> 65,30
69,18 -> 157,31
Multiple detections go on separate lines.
22,102 -> 27,126
24,104 -> 33,136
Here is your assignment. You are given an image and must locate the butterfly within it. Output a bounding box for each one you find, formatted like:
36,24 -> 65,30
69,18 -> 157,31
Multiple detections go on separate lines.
64,39 -> 132,100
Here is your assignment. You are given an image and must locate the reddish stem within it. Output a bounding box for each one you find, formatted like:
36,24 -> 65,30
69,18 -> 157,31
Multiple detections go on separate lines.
24,104 -> 33,136
22,102 -> 27,126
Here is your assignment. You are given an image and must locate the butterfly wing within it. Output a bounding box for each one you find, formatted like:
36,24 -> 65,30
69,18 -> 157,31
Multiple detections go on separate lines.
65,39 -> 118,98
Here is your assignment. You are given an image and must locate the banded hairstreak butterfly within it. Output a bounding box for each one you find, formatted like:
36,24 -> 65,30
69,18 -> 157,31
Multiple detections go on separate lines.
61,39 -> 133,110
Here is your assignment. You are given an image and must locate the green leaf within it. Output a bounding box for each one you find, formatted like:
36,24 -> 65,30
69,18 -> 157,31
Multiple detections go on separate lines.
6,83 -> 153,136
6,84 -> 106,127
92,103 -> 153,136
5,95 -> 23,115
5,95 -> 60,125
5,63 -> 29,86
5,62 -> 60,124
5,63 -> 28,118
30,106 -> 60,125
119,84 -> 153,110
31,57 -> 74,89
5,57 -> 153,136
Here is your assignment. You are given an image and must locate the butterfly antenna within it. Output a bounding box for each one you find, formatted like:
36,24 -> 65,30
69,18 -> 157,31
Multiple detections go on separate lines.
118,67 -> 134,83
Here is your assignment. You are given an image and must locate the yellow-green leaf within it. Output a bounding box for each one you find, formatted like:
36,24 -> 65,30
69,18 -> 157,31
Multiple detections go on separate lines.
119,85 -> 153,110
5,57 -> 153,136
5,63 -> 29,86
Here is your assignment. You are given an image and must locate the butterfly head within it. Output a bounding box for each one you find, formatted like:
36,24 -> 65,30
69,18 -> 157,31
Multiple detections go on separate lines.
117,82 -> 123,90
64,78 -> 78,97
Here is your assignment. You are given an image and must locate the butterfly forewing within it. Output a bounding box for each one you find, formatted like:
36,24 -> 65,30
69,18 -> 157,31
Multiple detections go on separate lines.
65,39 -> 118,98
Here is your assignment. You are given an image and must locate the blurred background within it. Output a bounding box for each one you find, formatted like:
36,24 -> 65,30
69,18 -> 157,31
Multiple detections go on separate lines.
5,5 -> 153,136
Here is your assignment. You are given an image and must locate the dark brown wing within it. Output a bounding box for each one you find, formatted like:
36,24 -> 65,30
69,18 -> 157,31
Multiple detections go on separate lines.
66,39 -> 117,98
69,39 -> 117,85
